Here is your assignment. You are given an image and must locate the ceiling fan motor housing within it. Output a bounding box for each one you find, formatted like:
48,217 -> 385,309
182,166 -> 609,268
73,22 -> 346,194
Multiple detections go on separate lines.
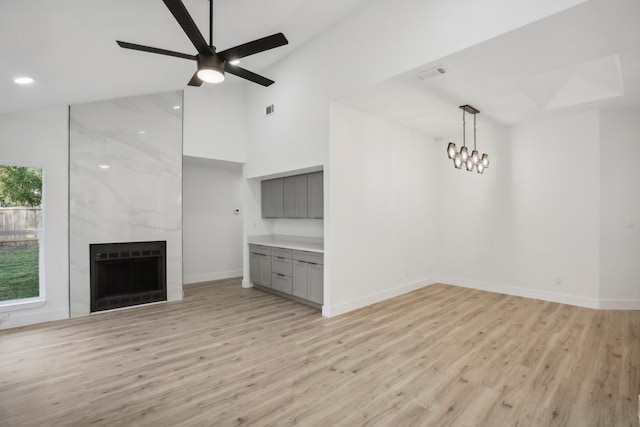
197,53 -> 225,76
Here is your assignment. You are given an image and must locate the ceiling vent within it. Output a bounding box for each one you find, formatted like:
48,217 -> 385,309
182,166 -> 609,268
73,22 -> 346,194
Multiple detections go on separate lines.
417,66 -> 447,80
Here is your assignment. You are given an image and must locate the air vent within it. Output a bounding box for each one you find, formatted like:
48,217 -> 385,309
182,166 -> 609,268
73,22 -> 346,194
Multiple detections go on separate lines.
265,104 -> 275,116
417,66 -> 447,80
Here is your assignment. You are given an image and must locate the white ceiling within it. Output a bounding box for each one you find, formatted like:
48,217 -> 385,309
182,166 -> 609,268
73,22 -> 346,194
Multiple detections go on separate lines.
0,0 -> 369,115
2,0 -> 640,138
339,0 -> 640,138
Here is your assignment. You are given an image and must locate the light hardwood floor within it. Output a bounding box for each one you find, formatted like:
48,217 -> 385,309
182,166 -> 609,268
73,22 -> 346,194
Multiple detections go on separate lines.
1,280 -> 639,426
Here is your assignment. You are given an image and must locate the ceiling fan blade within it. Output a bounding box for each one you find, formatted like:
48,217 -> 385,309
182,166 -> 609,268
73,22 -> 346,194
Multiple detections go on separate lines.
218,33 -> 288,61
162,0 -> 210,56
225,65 -> 275,87
188,72 -> 204,87
116,41 -> 196,61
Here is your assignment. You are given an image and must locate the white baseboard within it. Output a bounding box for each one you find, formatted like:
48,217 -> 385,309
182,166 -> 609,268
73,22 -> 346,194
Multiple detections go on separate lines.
0,308 -> 68,330
435,276 -> 601,309
183,270 -> 243,285
323,277 -> 436,317
598,299 -> 640,310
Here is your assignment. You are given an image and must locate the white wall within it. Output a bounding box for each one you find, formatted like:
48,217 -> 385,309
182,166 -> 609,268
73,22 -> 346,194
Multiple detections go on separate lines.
243,0 -> 587,179
437,111 -> 601,307
183,158 -> 244,284
599,110 -> 640,307
0,107 -> 69,329
327,103 -> 438,316
239,0 -> 588,313
183,84 -> 247,163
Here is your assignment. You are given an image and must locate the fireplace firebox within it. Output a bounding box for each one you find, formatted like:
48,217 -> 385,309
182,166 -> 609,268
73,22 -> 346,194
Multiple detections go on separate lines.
90,241 -> 166,312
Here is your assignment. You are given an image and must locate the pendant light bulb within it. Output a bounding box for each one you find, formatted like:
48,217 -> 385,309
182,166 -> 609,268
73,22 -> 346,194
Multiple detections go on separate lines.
447,142 -> 457,160
471,150 -> 480,165
454,154 -> 463,169
477,163 -> 485,174
465,158 -> 474,171
460,146 -> 469,162
481,154 -> 490,168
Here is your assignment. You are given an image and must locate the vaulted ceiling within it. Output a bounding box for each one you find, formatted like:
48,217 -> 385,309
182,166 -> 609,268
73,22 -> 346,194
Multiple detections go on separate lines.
339,0 -> 640,137
2,0 -> 639,138
0,0 -> 369,114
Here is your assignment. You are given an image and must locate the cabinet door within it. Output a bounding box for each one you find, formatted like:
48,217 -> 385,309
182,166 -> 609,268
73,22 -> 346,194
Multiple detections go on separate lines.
308,263 -> 323,304
272,273 -> 293,294
292,260 -> 309,299
284,175 -> 308,218
307,172 -> 324,219
250,252 -> 261,285
261,179 -> 284,218
260,255 -> 272,287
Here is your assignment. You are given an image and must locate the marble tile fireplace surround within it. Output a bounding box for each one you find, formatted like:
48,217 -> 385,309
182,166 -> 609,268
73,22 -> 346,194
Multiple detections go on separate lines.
69,91 -> 183,317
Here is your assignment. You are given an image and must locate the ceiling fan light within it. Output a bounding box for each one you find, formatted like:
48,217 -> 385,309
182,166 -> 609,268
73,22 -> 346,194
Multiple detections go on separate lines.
197,54 -> 226,83
447,142 -> 457,160
197,68 -> 225,83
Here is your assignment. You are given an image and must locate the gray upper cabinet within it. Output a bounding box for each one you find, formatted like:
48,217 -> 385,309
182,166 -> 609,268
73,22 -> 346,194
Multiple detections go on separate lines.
307,172 -> 324,219
284,175 -> 308,218
262,172 -> 323,219
261,179 -> 284,218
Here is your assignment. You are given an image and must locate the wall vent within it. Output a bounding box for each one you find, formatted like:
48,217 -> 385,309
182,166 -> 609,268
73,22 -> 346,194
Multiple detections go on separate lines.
417,66 -> 447,80
265,104 -> 275,116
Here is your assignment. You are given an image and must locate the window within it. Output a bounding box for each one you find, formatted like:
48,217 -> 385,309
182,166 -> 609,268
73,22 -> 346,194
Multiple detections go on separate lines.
0,165 -> 43,303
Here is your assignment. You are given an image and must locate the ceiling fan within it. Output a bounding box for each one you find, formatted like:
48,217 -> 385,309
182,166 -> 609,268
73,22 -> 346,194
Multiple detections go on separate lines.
116,0 -> 288,87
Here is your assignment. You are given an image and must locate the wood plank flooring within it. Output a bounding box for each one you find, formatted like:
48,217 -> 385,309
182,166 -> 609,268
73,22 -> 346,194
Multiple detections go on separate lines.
1,280 -> 639,426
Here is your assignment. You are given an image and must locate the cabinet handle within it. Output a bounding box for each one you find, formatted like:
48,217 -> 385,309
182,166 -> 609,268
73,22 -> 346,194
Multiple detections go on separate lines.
276,273 -> 286,277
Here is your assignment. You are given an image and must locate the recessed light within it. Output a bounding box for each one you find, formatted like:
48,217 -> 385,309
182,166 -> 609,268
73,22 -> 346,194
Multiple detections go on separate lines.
229,59 -> 240,66
138,130 -> 145,134
99,164 -> 110,169
14,76 -> 34,85
173,105 -> 181,110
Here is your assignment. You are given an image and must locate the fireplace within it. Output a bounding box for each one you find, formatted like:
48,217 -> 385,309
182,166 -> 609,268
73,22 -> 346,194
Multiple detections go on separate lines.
90,241 -> 167,313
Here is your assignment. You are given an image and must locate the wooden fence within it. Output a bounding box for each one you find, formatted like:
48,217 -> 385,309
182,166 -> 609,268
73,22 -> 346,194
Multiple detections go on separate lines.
0,207 -> 42,247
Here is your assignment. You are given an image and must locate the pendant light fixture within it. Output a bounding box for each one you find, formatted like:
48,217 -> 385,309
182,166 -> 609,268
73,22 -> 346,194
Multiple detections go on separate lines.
446,105 -> 490,174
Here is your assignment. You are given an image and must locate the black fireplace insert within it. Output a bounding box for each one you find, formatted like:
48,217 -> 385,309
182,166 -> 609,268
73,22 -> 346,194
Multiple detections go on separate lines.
90,241 -> 167,312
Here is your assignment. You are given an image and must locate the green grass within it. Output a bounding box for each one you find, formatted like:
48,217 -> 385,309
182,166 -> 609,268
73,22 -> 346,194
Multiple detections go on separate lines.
0,247 -> 39,301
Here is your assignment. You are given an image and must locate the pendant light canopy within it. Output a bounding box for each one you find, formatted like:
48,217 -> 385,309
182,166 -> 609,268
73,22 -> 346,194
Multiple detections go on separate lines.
446,105 -> 490,174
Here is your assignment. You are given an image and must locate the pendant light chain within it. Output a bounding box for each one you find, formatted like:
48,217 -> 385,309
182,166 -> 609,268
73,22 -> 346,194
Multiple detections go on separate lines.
473,113 -> 477,152
462,109 -> 466,148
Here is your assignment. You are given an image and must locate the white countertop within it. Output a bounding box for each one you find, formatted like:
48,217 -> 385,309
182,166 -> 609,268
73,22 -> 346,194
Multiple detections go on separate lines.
248,235 -> 324,253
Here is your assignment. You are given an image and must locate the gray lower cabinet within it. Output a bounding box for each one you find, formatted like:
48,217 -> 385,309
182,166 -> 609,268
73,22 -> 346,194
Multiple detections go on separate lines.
250,244 -> 324,307
271,248 -> 293,294
292,250 -> 324,304
249,245 -> 272,287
